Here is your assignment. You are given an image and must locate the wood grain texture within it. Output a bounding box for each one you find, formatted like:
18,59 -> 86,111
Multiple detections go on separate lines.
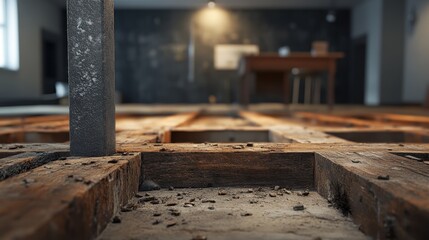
142,151 -> 314,189
119,142 -> 429,155
0,154 -> 141,240
240,111 -> 348,143
0,107 -> 428,240
116,113 -> 198,144
0,143 -> 69,158
294,112 -> 386,127
0,152 -> 68,181
315,151 -> 429,239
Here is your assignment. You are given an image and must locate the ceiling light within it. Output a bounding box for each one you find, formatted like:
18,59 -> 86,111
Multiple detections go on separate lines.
326,0 -> 336,23
208,0 -> 216,8
326,10 -> 336,23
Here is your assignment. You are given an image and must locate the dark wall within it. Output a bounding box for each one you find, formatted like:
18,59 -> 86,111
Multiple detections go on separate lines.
115,9 -> 351,103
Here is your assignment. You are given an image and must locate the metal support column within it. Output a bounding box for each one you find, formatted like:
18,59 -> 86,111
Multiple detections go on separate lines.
67,0 -> 116,156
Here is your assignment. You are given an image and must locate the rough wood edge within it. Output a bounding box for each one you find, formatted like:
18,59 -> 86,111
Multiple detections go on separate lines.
0,151 -> 69,181
0,154 -> 141,240
315,151 -> 429,239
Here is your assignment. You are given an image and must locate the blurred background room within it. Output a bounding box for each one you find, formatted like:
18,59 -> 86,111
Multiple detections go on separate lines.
0,0 -> 428,108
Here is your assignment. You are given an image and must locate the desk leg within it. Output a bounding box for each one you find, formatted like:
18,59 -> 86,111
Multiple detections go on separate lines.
283,72 -> 290,106
328,63 -> 337,110
241,73 -> 250,109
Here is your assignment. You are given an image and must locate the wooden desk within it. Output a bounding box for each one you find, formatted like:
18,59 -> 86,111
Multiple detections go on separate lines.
238,52 -> 344,109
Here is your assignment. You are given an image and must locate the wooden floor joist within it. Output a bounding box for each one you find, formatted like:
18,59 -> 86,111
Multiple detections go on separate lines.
0,154 -> 140,240
0,105 -> 428,239
315,151 -> 429,239
0,151 -> 68,181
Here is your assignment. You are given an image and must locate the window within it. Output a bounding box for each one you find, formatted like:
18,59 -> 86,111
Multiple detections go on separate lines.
0,0 -> 18,70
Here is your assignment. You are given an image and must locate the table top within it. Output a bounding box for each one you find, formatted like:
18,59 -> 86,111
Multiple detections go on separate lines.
239,52 -> 345,74
243,52 -> 345,60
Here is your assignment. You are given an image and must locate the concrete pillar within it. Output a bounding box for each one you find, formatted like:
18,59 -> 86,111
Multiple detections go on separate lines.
67,0 -> 116,156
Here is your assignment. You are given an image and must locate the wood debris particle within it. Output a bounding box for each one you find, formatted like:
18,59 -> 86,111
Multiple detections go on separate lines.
74,176 -> 84,182
298,190 -> 310,196
218,190 -> 227,195
404,155 -> 423,162
184,203 -> 195,208
293,204 -> 305,211
283,189 -> 292,194
121,203 -> 137,212
192,235 -> 208,240
112,216 -> 121,224
23,178 -> 36,185
165,220 -> 177,228
377,175 -> 390,180
169,209 -> 181,216
152,219 -> 162,225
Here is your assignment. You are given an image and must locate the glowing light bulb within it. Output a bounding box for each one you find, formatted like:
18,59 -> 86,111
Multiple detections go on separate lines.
208,0 -> 216,8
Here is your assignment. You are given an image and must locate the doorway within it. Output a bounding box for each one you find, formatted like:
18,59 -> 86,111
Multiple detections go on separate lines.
41,30 -> 62,95
349,35 -> 367,104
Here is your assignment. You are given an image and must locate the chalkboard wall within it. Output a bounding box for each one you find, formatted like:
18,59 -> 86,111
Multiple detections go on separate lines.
115,9 -> 350,103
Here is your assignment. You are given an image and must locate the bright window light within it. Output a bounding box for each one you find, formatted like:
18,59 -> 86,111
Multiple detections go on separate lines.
0,0 -> 19,71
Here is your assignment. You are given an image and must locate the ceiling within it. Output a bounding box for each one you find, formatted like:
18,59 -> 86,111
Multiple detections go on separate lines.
56,0 -> 364,9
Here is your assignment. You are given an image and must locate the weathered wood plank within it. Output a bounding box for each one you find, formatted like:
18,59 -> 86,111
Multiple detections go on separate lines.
374,113 -> 429,127
240,111 -> 348,143
115,116 -> 168,131
0,152 -> 68,181
180,115 -> 257,128
0,154 -> 141,240
269,126 -> 348,143
116,113 -> 198,144
119,142 -> 429,154
0,144 -> 69,158
294,112 -> 386,127
142,151 -> 314,189
116,131 -> 158,144
0,127 -> 24,144
315,151 -> 429,239
0,118 -> 22,127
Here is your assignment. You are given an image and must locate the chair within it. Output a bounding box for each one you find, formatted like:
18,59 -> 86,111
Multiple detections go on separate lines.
292,68 -> 323,104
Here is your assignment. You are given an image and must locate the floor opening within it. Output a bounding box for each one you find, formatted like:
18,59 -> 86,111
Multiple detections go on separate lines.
326,131 -> 429,143
392,152 -> 429,164
0,131 -> 69,144
170,129 -> 270,143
